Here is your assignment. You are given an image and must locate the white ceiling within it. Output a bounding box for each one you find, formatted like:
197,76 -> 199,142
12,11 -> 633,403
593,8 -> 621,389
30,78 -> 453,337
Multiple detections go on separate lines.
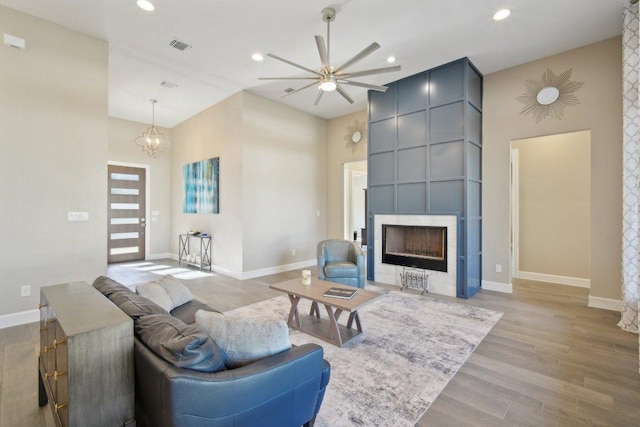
0,0 -> 626,128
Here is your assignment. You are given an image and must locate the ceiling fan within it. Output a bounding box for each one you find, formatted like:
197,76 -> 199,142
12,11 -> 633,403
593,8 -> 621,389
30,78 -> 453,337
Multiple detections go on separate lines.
259,7 -> 401,105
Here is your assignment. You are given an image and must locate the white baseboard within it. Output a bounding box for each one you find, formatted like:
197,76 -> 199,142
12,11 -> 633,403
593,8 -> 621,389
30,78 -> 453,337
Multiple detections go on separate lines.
588,296 -> 621,312
517,271 -> 590,288
0,309 -> 39,330
147,253 -> 175,260
482,280 -> 513,293
240,259 -> 317,280
167,253 -> 317,281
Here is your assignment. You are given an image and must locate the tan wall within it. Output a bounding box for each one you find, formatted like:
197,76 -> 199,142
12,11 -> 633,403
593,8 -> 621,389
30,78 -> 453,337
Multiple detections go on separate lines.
512,131 -> 591,280
108,117 -> 172,257
483,37 -> 622,299
0,5 -> 108,316
170,93 -> 244,275
170,91 -> 328,276
242,92 -> 327,271
327,110 -> 368,239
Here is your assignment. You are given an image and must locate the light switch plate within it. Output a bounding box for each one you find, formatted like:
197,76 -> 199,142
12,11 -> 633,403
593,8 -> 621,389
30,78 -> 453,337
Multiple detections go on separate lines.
68,212 -> 89,222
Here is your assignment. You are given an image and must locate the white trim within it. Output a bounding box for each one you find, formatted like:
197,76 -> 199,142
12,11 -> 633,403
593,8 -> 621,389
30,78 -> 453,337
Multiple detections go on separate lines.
240,259 -> 317,280
588,296 -> 621,312
108,161 -> 151,260
0,309 -> 39,329
510,148 -> 519,277
168,254 -> 316,281
517,271 -> 590,288
147,253 -> 174,260
482,280 -> 513,293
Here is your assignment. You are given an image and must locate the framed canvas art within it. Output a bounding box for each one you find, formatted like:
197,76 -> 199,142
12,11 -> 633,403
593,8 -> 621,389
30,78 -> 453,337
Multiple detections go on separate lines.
183,157 -> 219,214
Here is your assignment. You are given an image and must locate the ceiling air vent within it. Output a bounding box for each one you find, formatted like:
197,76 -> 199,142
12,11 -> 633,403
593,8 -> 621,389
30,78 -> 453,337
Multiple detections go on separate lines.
284,88 -> 295,93
168,39 -> 191,51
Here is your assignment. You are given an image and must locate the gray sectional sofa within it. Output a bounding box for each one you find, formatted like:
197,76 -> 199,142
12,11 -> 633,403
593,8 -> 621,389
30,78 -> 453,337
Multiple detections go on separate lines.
92,276 -> 330,427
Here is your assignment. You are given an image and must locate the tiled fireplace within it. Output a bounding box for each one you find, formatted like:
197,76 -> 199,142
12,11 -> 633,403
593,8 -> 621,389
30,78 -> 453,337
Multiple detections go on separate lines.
374,215 -> 457,297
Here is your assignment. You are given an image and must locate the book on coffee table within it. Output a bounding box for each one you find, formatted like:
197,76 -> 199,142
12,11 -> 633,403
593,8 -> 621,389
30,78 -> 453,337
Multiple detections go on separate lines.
323,287 -> 358,299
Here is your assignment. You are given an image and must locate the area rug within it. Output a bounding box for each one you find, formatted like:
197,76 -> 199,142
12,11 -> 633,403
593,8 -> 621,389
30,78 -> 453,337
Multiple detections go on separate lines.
227,287 -> 502,427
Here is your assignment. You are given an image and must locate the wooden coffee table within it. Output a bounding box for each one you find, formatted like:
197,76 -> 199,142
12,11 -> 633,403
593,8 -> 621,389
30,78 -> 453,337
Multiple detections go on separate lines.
269,277 -> 383,347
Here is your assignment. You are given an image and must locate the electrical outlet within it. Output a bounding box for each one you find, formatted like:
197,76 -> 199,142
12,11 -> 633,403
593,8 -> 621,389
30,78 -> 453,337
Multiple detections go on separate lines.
495,264 -> 502,273
291,249 -> 296,257
21,285 -> 31,297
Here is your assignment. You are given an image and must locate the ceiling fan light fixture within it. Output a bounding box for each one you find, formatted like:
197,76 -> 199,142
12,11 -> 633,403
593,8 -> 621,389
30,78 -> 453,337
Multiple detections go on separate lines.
136,0 -> 155,12
319,77 -> 337,92
251,53 -> 264,61
493,9 -> 511,21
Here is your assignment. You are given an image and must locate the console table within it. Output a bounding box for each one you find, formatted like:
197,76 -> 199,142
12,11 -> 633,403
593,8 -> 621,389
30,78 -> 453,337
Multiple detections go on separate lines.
178,233 -> 212,271
38,282 -> 135,427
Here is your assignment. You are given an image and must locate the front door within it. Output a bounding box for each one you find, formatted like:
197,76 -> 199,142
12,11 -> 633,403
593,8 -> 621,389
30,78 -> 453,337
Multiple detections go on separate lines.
107,165 -> 146,263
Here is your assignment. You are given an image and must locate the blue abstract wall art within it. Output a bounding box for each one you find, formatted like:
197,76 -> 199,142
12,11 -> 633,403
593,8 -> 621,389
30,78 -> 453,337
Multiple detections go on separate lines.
183,157 -> 219,214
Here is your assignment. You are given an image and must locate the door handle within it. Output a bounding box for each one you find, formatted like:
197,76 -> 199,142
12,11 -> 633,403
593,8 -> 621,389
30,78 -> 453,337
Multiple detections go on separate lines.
141,218 -> 146,228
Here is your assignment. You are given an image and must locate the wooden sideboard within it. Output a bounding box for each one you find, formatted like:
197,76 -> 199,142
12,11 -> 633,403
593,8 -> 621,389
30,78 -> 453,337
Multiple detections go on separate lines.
38,282 -> 135,426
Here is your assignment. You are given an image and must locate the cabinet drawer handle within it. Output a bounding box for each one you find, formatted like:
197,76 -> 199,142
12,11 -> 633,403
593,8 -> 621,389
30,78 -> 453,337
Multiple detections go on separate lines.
53,339 -> 67,348
45,318 -> 57,324
55,403 -> 67,412
44,371 -> 52,379
39,325 -> 47,331
54,370 -> 66,380
41,345 -> 54,354
38,303 -> 47,309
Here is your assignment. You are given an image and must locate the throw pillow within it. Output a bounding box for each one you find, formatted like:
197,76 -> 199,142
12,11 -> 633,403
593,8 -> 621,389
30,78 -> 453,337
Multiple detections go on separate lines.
135,314 -> 225,373
136,282 -> 173,312
157,275 -> 193,308
195,310 -> 291,369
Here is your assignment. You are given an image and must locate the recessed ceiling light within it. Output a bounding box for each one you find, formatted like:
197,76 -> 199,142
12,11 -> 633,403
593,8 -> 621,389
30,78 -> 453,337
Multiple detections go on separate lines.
387,56 -> 396,63
493,9 -> 511,20
137,0 -> 155,12
252,53 -> 264,62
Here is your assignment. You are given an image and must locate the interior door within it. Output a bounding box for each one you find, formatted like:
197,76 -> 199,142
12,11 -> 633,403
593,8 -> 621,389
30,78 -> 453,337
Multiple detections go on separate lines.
107,165 -> 146,263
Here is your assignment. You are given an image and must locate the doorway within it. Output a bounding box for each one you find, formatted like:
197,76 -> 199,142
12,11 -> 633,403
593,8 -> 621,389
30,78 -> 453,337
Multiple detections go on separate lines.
510,130 -> 591,287
343,160 -> 367,242
107,164 -> 148,263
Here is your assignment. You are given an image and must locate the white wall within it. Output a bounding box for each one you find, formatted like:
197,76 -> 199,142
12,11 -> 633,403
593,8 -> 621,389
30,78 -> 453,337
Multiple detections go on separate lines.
108,117 -> 172,257
0,5 -> 108,317
327,111 -> 368,238
512,131 -> 591,283
242,92 -> 327,272
169,91 -> 327,278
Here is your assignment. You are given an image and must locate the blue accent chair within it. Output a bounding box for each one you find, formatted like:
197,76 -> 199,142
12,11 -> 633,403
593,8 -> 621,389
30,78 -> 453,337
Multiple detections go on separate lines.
317,239 -> 365,288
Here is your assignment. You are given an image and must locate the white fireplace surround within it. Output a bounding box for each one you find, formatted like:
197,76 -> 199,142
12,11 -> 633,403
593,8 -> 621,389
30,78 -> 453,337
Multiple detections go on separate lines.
374,214 -> 457,297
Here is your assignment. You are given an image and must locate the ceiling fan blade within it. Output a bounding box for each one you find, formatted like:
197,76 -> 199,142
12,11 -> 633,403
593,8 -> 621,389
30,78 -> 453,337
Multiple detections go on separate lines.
315,36 -> 330,70
258,77 -> 319,80
339,80 -> 389,92
267,53 -> 322,76
336,85 -> 355,104
333,42 -> 380,74
279,80 -> 320,99
338,65 -> 401,79
313,89 -> 324,106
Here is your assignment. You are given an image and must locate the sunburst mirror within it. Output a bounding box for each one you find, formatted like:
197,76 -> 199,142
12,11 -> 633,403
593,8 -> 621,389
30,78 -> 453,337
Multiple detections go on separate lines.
517,69 -> 584,124
344,120 -> 366,152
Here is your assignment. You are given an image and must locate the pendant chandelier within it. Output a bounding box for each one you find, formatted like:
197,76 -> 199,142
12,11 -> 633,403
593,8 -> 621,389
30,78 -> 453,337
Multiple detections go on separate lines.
135,99 -> 170,158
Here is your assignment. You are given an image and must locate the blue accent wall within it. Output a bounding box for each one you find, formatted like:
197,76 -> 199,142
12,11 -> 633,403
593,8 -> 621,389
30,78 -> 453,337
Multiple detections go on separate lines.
367,58 -> 483,298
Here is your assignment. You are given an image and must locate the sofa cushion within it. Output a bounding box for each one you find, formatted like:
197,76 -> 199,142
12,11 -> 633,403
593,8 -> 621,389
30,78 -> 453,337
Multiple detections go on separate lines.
156,275 -> 193,308
135,314 -> 225,373
195,310 -> 292,369
171,299 -> 219,325
136,276 -> 193,311
136,282 -> 173,312
92,276 -> 131,297
324,262 -> 359,278
108,290 -> 169,320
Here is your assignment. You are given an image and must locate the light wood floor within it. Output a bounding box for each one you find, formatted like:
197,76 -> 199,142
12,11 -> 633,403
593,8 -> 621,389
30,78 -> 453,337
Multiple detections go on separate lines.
1,259 -> 638,426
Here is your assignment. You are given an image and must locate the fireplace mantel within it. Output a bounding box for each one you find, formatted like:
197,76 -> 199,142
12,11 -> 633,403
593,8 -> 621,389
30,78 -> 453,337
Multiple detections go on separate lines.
374,215 -> 457,297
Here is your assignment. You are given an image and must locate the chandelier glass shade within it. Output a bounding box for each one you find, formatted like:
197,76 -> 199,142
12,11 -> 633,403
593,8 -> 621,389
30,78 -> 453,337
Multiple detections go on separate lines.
135,99 -> 170,158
